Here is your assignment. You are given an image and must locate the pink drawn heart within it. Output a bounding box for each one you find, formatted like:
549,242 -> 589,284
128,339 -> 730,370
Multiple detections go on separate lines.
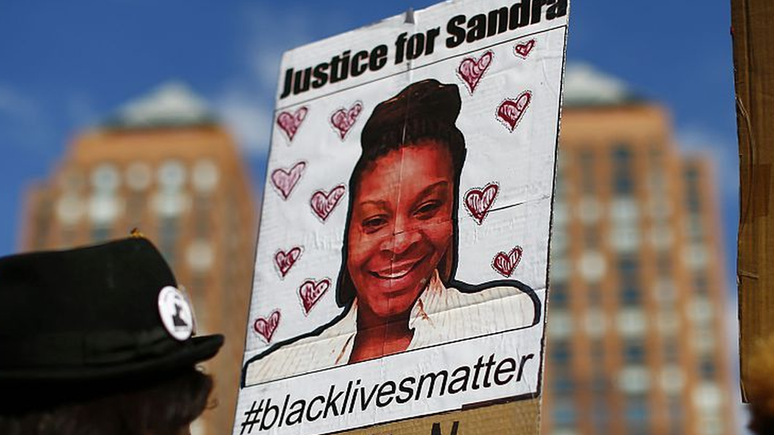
298,278 -> 331,314
276,107 -> 308,142
496,91 -> 532,132
465,183 -> 499,225
514,39 -> 536,58
457,51 -> 494,94
254,310 -> 281,343
310,185 -> 346,222
270,161 -> 306,200
330,102 -> 363,140
492,246 -> 523,278
274,247 -> 302,278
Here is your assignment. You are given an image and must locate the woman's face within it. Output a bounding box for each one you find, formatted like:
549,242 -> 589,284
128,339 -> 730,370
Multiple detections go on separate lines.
347,139 -> 455,320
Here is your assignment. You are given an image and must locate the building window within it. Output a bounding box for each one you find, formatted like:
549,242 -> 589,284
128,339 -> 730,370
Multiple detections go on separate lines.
625,406 -> 650,435
689,298 -> 714,325
550,341 -> 571,364
611,224 -> 640,253
159,217 -> 179,268
579,250 -> 606,282
618,366 -> 650,395
56,194 -> 85,226
553,202 -> 569,226
618,256 -> 641,306
550,370 -> 574,395
617,309 -> 647,338
612,145 -> 634,195
187,240 -> 214,272
89,194 -> 122,224
555,165 -> 567,198
552,399 -> 577,426
693,330 -> 716,353
552,229 -> 568,255
623,340 -> 646,363
550,282 -> 568,307
591,402 -> 609,432
91,163 -> 120,193
685,215 -> 704,240
548,309 -> 573,340
624,396 -> 649,421
193,159 -> 220,192
683,244 -> 709,270
551,258 -> 570,284
699,359 -> 716,380
693,383 -> 723,411
579,149 -> 595,194
158,159 -> 186,191
694,275 -> 709,295
684,167 -> 702,213
91,225 -> 112,242
610,197 -> 640,222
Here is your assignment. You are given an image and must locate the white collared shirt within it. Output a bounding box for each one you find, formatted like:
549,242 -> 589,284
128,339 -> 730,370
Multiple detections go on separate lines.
244,271 -> 537,386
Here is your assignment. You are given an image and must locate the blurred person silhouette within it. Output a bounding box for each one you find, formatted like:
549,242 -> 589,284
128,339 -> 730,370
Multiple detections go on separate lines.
747,333 -> 774,435
0,234 -> 224,435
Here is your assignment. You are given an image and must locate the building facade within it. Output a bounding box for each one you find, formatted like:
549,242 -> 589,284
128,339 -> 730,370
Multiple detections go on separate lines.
542,65 -> 735,435
20,83 -> 257,435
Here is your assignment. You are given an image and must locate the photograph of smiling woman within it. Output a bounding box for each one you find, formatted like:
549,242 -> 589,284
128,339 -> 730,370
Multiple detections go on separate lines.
243,79 -> 541,386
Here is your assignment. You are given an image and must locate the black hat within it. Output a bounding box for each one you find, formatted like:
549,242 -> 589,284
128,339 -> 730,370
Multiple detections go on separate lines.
0,237 -> 223,386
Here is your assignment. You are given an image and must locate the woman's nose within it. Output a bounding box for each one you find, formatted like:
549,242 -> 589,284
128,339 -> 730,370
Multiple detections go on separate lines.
382,227 -> 422,256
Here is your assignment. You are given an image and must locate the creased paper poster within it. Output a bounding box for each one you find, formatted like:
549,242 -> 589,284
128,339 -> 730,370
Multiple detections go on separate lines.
234,1 -> 569,434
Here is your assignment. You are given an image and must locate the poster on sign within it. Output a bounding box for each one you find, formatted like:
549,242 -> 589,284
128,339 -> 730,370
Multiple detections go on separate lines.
235,0 -> 569,433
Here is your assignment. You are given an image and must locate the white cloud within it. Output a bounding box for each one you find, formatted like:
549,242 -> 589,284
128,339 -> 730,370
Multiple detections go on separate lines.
215,88 -> 273,155
65,93 -> 99,128
241,5 -> 338,92
211,4 -> 354,156
0,83 -> 38,121
0,83 -> 57,155
564,62 -> 634,106
676,125 -> 739,203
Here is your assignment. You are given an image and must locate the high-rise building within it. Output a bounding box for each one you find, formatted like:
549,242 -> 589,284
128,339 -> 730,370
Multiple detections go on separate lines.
542,65 -> 735,435
20,83 -> 257,435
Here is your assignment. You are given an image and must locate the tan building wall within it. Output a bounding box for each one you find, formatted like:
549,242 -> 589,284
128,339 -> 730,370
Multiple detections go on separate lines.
20,122 -> 256,435
543,103 -> 734,435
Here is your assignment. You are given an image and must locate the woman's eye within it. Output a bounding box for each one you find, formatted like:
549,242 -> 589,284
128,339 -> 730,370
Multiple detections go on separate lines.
362,216 -> 388,233
414,200 -> 442,218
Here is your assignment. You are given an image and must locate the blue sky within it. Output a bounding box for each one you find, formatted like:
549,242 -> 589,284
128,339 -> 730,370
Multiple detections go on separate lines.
0,0 -> 737,268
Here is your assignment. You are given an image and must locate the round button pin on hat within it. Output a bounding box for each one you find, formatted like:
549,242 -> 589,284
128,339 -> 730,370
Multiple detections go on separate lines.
158,286 -> 195,341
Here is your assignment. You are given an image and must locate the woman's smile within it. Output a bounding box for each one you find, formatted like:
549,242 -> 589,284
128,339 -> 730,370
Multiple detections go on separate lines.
369,255 -> 427,280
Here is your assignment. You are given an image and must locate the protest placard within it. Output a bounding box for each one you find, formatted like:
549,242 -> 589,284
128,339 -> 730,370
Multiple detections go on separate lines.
234,1 -> 569,433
